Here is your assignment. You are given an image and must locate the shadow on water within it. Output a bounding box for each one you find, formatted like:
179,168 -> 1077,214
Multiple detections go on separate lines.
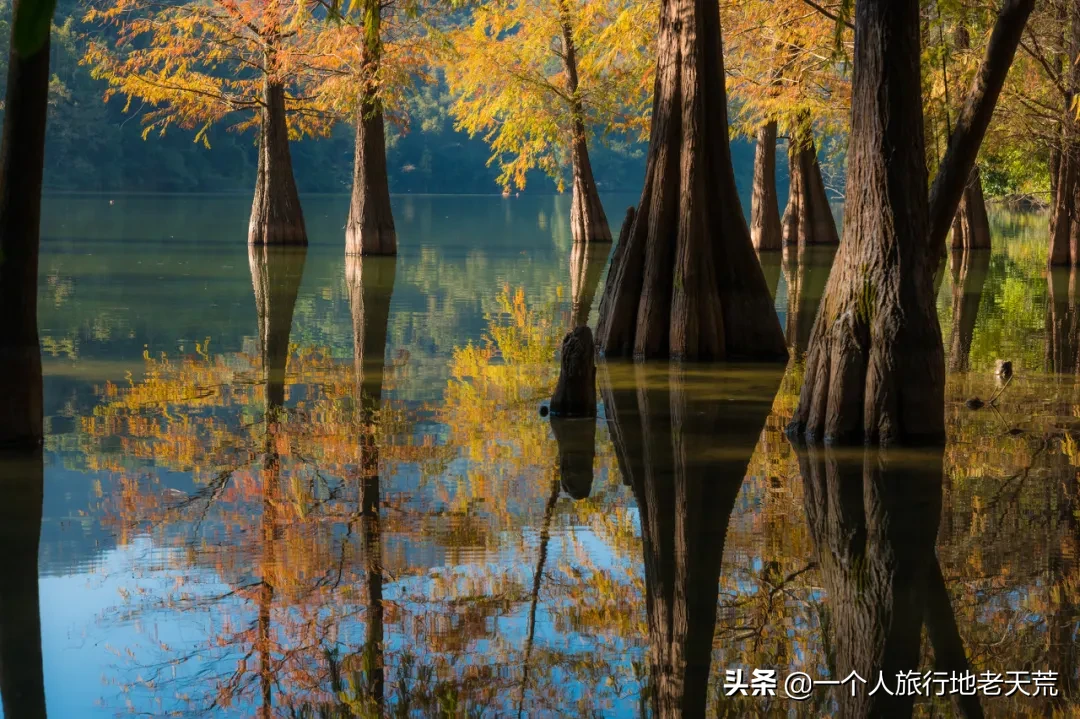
792,443 -> 982,719
947,249 -> 991,373
783,245 -> 835,355
601,361 -> 782,717
0,448 -> 47,719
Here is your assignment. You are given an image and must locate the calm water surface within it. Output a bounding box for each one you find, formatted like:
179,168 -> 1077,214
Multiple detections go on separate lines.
2,196 -> 1076,717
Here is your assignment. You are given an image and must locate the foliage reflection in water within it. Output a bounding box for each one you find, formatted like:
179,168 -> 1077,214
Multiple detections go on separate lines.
2,197 -> 1078,717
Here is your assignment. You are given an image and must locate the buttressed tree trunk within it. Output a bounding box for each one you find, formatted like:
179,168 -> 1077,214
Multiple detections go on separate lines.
248,49 -> 307,246
946,248 -> 990,373
558,0 -> 612,244
1049,4 -> 1080,266
751,121 -> 782,251
949,168 -> 992,250
345,2 -> 397,257
782,117 -> 839,248
594,0 -> 786,361
601,362 -> 781,717
789,0 -> 1032,445
0,0 -> 52,448
0,450 -> 47,719
249,245 -> 307,409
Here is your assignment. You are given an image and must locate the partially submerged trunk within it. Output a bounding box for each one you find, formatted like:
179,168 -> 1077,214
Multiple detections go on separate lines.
249,245 -> 308,409
601,362 -> 781,717
0,449 -> 46,719
594,0 -> 786,361
782,118 -> 839,248
345,5 -> 397,256
789,0 -> 1031,445
1049,3 -> 1080,266
949,168 -> 992,250
249,69 -> 306,246
750,121 -> 782,251
558,0 -> 612,244
946,248 -> 990,372
569,238 -> 610,328
549,326 -> 596,418
0,0 -> 51,448
783,245 -> 835,355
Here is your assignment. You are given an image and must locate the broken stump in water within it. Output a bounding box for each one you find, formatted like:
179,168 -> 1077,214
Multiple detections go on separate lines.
549,326 -> 596,418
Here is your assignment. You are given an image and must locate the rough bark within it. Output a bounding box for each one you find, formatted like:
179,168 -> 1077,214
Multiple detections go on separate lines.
569,238 -> 609,328
558,0 -> 612,244
593,0 -> 786,361
782,118 -> 840,248
601,362 -> 781,717
783,245 -> 836,355
751,121 -> 782,251
249,245 -> 307,408
345,14 -> 397,257
0,449 -> 46,719
1050,6 -> 1080,266
0,0 -> 51,448
949,168 -> 992,250
1046,267 -> 1080,374
927,0 -> 1036,252
248,64 -> 306,246
789,0 -> 943,445
550,326 -> 596,418
946,248 -> 990,373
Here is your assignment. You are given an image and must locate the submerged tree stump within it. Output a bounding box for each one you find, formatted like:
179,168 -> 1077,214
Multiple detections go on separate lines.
550,326 -> 596,418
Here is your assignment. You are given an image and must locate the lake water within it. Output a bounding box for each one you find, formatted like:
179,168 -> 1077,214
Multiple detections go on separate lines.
1,195 -> 1076,717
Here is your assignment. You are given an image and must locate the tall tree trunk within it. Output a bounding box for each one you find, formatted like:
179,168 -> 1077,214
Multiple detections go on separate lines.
1050,4 -> 1080,266
751,121 -> 782,251
947,25 -> 992,251
791,0 -> 1030,444
949,168 -> 992,250
601,362 -> 781,717
558,0 -> 612,244
0,0 -> 52,448
782,116 -> 839,248
249,50 -> 306,246
927,0 -> 1036,251
946,248 -> 990,372
594,0 -> 786,361
0,449 -> 47,719
789,0 -> 940,444
346,4 -> 397,256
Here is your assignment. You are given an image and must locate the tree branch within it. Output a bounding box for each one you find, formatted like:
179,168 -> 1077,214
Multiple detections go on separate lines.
927,0 -> 1035,251
798,0 -> 853,31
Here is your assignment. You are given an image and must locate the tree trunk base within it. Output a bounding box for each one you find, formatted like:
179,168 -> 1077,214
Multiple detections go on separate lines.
751,121 -> 782,251
347,94 -> 397,256
949,169 -> 991,250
